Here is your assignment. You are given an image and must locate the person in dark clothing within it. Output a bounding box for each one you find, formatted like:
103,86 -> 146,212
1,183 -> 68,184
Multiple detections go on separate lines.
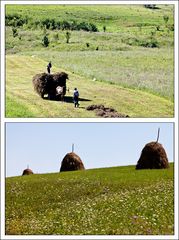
73,88 -> 79,107
47,61 -> 52,74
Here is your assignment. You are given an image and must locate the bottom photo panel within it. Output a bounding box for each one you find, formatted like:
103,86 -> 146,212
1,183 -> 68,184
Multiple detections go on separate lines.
5,122 -> 174,236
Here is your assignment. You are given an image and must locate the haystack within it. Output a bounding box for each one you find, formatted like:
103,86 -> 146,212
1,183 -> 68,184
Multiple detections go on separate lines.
60,152 -> 85,172
32,72 -> 68,99
136,141 -> 169,169
22,168 -> 34,176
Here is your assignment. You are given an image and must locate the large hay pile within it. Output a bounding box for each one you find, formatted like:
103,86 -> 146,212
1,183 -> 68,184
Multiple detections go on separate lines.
32,72 -> 68,100
136,142 -> 169,169
60,152 -> 85,172
22,168 -> 34,176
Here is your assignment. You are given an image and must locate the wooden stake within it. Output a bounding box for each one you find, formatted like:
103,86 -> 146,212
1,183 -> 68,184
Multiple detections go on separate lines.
156,128 -> 160,143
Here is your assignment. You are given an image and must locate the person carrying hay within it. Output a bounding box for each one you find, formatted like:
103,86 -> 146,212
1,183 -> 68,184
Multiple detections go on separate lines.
73,88 -> 79,107
47,61 -> 52,74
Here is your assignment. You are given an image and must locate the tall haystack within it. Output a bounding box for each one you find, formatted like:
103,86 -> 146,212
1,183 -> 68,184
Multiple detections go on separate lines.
136,141 -> 169,169
22,168 -> 34,176
60,152 -> 85,172
32,72 -> 68,99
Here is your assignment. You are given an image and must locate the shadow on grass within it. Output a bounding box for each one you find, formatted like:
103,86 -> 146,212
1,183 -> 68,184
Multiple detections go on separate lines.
43,96 -> 91,104
65,96 -> 91,103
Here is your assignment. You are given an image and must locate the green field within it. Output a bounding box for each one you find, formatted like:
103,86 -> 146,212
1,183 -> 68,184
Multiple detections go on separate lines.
6,164 -> 174,235
5,4 -> 174,117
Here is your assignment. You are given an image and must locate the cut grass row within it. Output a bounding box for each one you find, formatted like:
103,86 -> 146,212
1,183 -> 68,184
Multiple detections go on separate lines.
6,164 -> 174,235
5,55 -> 174,118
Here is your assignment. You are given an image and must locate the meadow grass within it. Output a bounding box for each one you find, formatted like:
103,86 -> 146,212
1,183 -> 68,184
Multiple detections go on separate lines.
6,55 -> 173,118
28,47 -> 173,100
6,164 -> 174,235
5,4 -> 174,117
6,4 -> 174,32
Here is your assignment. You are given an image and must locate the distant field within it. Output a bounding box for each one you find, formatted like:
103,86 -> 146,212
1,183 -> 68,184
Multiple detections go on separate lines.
5,4 -> 174,117
5,4 -> 174,32
6,164 -> 174,235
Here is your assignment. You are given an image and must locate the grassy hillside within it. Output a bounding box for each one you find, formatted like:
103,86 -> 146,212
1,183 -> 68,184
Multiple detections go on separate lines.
5,4 -> 174,32
5,4 -> 174,117
6,55 -> 173,117
6,164 -> 174,235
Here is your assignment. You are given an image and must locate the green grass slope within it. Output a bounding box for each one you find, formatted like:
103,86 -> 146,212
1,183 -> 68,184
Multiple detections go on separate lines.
5,4 -> 174,117
6,164 -> 174,235
6,4 -> 174,33
6,55 -> 173,118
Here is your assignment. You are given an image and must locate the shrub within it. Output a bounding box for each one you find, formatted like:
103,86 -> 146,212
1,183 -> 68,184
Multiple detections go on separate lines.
5,14 -> 28,27
123,36 -> 159,48
12,27 -> 18,37
42,35 -> 49,47
77,22 -> 90,31
89,23 -> 98,32
56,21 -> 61,30
141,39 -> 159,48
167,24 -> 174,31
156,25 -> 160,31
163,15 -> 169,25
144,4 -> 158,9
41,18 -> 51,29
5,14 -> 99,33
65,31 -> 71,43
62,21 -> 71,30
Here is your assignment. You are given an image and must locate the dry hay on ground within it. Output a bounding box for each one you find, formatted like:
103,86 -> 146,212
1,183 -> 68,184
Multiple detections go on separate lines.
86,104 -> 129,118
60,152 -> 85,172
32,72 -> 68,100
22,168 -> 34,176
136,141 -> 169,169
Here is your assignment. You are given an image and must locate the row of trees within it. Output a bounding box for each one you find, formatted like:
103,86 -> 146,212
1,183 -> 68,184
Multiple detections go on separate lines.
6,14 -> 99,32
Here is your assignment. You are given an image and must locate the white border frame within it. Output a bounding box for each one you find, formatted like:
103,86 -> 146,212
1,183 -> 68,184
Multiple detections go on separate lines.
1,1 -> 178,239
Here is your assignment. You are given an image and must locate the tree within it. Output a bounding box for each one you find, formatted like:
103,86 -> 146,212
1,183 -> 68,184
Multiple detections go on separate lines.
42,35 -> 49,47
65,31 -> 71,43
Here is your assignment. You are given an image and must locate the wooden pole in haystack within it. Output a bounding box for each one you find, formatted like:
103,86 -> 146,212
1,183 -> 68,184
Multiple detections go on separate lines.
156,127 -> 160,143
72,143 -> 74,153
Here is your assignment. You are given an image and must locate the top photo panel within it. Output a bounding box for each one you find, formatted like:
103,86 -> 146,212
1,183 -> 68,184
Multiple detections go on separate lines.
5,4 -> 174,118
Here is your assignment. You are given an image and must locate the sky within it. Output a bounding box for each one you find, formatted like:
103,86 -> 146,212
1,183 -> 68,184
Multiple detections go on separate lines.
5,122 -> 174,177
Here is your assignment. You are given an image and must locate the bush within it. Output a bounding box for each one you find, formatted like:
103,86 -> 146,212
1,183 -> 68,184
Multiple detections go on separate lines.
163,15 -> 169,25
42,35 -> 49,47
144,4 -> 158,9
141,39 -> 159,48
6,14 -> 28,27
89,23 -> 98,32
5,14 -> 99,33
167,24 -> 174,31
12,27 -> 18,37
123,36 -> 159,48
61,20 -> 71,30
41,18 -> 51,29
65,31 -> 71,43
